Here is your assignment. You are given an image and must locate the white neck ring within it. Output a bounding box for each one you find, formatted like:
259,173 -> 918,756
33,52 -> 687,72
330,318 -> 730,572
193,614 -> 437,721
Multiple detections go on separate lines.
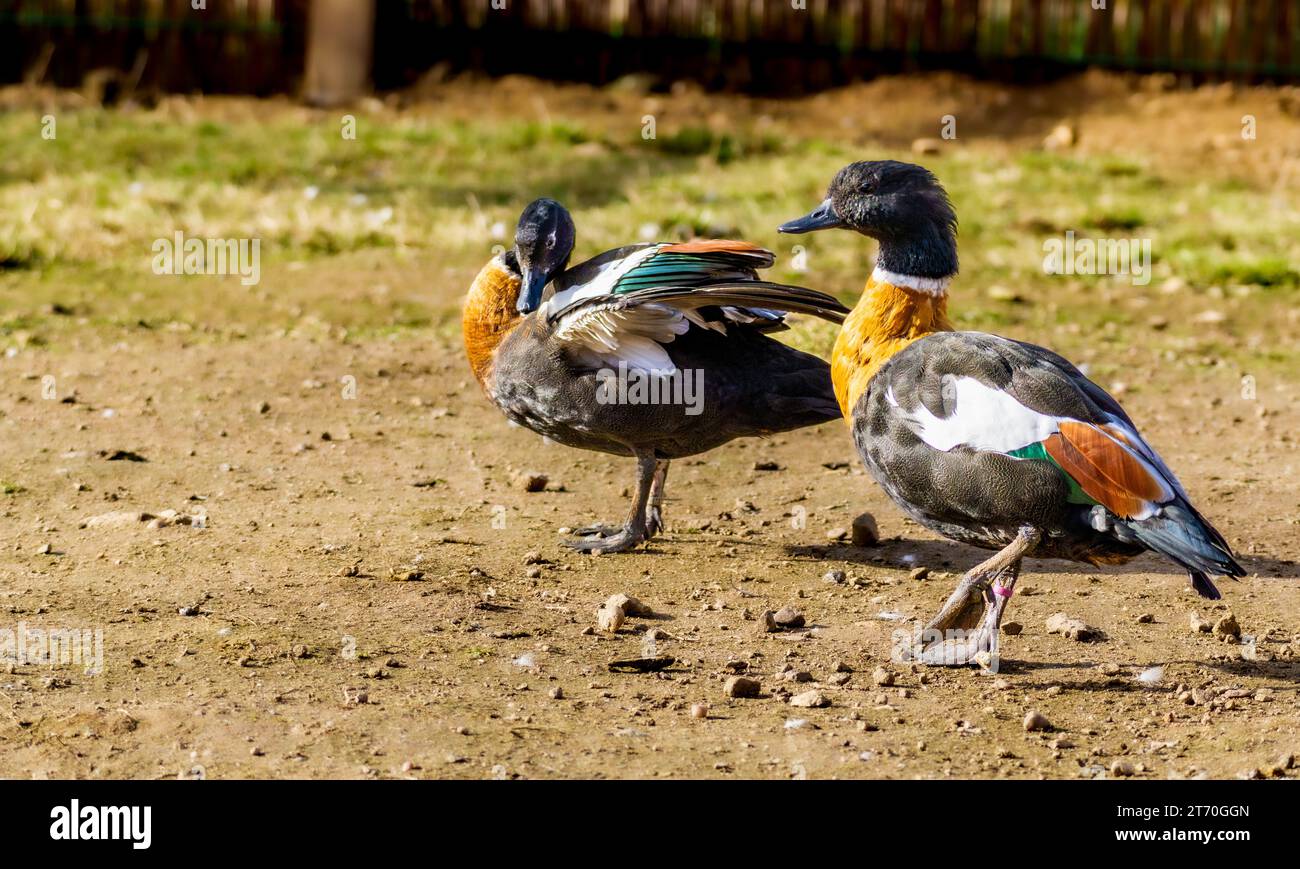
872,265 -> 951,296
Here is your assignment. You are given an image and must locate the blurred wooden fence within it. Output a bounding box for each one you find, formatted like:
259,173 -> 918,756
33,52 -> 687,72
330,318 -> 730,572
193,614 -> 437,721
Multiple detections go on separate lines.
0,0 -> 309,95
378,0 -> 1300,91
3,0 -> 1298,97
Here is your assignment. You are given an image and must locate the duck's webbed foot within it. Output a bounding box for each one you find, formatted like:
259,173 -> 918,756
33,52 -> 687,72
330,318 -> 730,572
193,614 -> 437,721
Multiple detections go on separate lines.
569,523 -> 626,538
563,452 -> 658,555
901,527 -> 1041,667
563,523 -> 649,554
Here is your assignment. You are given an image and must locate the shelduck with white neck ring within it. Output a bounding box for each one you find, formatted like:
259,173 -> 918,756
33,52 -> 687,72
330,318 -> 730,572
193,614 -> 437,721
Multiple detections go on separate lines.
780,160 -> 1244,666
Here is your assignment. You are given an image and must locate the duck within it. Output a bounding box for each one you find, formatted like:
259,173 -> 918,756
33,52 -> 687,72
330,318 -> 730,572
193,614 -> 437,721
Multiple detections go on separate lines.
463,197 -> 850,554
779,161 -> 1244,665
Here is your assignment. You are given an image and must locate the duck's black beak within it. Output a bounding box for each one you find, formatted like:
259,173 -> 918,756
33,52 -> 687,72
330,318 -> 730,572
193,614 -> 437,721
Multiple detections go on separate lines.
516,267 -> 546,315
778,198 -> 845,234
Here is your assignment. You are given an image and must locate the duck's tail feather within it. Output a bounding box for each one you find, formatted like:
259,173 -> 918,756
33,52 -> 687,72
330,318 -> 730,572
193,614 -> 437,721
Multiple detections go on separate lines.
1118,502 -> 1245,599
1189,570 -> 1223,601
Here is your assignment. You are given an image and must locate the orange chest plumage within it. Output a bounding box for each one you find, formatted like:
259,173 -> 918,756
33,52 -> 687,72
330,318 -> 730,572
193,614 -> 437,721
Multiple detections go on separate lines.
830,278 -> 952,418
462,258 -> 523,390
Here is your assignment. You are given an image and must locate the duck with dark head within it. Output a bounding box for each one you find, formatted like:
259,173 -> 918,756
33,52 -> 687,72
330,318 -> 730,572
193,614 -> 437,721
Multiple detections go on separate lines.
780,160 -> 1244,665
463,197 -> 850,554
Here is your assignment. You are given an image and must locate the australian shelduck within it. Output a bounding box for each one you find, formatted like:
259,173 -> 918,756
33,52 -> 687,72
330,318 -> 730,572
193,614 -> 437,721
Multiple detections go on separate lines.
779,161 -> 1245,665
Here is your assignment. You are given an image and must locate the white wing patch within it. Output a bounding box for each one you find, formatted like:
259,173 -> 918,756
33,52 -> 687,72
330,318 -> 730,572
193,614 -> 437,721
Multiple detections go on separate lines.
899,375 -> 1065,453
539,245 -> 663,320
891,377 -> 1176,520
552,302 -> 689,372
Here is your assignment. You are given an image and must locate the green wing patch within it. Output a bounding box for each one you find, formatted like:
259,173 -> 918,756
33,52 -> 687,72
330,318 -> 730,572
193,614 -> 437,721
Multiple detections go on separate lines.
1007,441 -> 1098,506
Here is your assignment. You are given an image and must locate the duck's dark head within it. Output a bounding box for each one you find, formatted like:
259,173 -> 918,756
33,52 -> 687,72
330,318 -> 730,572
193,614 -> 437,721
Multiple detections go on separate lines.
513,197 -> 575,314
779,161 -> 958,280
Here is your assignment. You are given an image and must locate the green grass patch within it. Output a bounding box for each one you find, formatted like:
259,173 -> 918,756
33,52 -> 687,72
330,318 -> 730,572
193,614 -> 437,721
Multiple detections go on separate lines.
0,103 -> 1295,376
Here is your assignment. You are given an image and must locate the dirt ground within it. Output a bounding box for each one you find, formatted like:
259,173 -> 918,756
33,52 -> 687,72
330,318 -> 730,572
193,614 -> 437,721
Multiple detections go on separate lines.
1,73 -> 1298,780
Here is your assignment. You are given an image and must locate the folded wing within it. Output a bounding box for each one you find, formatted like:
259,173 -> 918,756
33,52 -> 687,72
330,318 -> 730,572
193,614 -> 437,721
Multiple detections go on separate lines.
886,332 -> 1243,595
542,240 -> 848,372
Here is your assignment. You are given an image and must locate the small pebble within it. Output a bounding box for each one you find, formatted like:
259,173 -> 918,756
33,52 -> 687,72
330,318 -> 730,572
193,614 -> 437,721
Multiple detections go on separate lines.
724,676 -> 761,698
1212,613 -> 1241,639
1110,760 -> 1136,777
606,593 -> 653,617
850,512 -> 879,547
596,603 -> 625,633
789,690 -> 829,708
773,607 -> 805,629
1045,612 -> 1101,642
515,471 -> 548,492
1023,710 -> 1052,732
